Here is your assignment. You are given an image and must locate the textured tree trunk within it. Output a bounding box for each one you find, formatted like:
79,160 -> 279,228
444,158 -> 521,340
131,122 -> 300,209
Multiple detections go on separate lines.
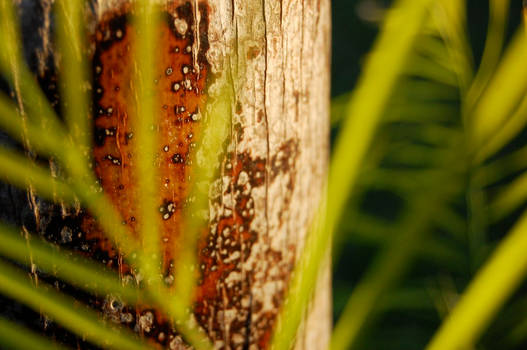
4,0 -> 331,349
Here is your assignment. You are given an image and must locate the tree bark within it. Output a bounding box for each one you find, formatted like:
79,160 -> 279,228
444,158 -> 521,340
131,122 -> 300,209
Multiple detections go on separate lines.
200,1 -> 331,348
4,0 -> 331,349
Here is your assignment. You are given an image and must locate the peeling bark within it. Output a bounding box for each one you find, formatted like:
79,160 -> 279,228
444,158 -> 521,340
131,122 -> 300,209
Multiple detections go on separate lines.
4,0 -> 331,349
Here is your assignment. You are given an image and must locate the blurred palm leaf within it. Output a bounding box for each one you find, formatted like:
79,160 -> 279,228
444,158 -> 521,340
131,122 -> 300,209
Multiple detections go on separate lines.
0,0 -> 215,348
332,1 -> 527,350
3,0 -> 527,350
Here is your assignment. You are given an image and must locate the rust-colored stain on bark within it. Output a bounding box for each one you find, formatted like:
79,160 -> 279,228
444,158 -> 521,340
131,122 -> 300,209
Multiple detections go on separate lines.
194,150 -> 266,347
19,0 -> 326,347
85,3 -> 208,274
72,2 -> 300,349
80,2 -> 216,348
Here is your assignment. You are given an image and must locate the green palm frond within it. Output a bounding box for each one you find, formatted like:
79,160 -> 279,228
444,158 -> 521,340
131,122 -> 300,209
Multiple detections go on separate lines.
330,1 -> 527,350
330,0 -> 472,349
2,0 -> 527,350
0,223 -> 140,303
0,0 -> 216,348
275,0 -> 441,349
0,259 -> 153,350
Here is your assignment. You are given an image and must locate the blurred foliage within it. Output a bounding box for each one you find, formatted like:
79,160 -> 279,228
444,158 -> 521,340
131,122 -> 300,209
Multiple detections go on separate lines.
331,1 -> 527,350
0,0 -> 220,348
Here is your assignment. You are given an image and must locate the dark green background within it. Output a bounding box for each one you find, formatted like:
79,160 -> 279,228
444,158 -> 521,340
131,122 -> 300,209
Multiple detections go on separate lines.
331,1 -> 525,349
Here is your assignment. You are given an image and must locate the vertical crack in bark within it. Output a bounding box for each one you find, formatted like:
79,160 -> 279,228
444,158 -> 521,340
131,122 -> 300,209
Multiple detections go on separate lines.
36,0 -> 53,77
10,7 -> 40,290
192,0 -> 201,72
261,2 -> 272,346
280,1 -> 286,144
279,0 -> 283,29
261,0 -> 270,265
298,0 -> 305,125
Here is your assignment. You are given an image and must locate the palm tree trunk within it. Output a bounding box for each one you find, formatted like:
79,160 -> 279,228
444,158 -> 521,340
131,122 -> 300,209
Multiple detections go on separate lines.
6,0 -> 331,348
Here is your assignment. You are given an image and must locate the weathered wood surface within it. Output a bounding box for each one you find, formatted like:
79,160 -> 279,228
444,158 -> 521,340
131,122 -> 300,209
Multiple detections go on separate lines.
1,0 -> 331,349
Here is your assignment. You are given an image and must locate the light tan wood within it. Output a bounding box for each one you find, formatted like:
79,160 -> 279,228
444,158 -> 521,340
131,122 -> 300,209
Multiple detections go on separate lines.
202,1 -> 331,348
